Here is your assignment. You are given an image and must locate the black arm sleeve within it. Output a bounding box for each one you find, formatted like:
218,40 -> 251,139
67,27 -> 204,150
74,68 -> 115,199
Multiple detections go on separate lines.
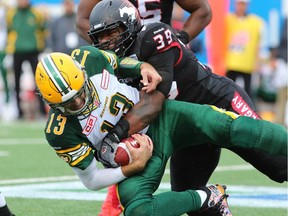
145,48 -> 177,97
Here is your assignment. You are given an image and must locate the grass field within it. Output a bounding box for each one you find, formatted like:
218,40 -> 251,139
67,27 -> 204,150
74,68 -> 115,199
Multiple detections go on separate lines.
0,120 -> 287,216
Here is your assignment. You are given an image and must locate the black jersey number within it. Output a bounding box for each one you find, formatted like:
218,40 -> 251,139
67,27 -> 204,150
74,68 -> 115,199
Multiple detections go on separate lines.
153,29 -> 173,50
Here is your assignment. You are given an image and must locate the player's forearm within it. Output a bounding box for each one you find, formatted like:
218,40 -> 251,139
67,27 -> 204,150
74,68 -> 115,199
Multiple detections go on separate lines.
76,19 -> 92,43
72,158 -> 126,190
124,91 -> 166,135
75,0 -> 100,43
182,10 -> 212,40
121,161 -> 146,177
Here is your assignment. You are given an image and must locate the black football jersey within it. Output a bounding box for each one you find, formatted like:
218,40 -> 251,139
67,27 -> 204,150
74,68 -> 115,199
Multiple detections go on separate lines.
126,22 -> 259,118
130,0 -> 175,25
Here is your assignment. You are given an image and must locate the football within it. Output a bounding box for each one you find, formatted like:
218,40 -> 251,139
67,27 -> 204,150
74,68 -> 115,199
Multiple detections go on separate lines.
114,136 -> 140,166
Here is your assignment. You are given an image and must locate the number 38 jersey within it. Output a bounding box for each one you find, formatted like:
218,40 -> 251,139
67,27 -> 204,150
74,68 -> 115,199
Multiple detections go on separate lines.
45,47 -> 144,170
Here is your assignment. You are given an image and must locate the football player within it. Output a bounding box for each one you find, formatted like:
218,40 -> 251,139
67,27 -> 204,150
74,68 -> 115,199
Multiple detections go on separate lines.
87,0 -> 287,194
88,1 -> 287,215
0,192 -> 15,216
35,51 -> 287,215
77,0 -> 213,215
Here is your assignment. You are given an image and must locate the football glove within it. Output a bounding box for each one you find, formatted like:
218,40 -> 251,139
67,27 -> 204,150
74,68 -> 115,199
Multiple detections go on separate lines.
95,119 -> 130,168
95,134 -> 120,168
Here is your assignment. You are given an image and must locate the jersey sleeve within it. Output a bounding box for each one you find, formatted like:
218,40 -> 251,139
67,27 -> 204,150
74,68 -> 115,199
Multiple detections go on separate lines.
139,22 -> 181,59
71,46 -> 118,78
45,109 -> 95,170
118,57 -> 143,78
136,23 -> 181,96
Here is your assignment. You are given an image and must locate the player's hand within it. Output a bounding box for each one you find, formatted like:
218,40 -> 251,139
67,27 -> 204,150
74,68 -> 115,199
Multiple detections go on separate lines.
140,62 -> 162,93
121,134 -> 153,177
96,135 -> 119,168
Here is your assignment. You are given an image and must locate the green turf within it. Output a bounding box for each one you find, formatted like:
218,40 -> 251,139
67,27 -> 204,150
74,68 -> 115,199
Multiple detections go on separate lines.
4,197 -> 287,216
5,198 -> 101,216
0,121 -> 287,216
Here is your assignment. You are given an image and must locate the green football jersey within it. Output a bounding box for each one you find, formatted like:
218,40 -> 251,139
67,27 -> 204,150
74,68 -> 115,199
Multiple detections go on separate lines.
45,46 -> 145,170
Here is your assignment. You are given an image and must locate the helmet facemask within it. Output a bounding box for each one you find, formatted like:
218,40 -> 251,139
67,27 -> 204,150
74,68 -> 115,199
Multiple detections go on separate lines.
48,78 -> 95,120
88,21 -> 135,57
88,0 -> 142,57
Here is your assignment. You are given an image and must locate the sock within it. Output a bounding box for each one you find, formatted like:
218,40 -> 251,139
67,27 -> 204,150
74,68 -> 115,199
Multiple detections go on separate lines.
0,205 -> 12,216
196,190 -> 207,206
0,192 -> 6,207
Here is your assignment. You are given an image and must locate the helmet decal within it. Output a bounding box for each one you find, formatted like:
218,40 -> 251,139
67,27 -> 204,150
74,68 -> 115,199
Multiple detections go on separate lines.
41,55 -> 71,96
119,6 -> 136,21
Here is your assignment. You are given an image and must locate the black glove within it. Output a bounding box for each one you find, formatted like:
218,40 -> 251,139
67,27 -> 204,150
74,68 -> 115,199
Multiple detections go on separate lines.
176,30 -> 190,44
107,118 -> 130,143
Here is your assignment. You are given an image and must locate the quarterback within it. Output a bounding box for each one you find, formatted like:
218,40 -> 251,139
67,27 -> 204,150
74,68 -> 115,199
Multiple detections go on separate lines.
35,50 -> 287,215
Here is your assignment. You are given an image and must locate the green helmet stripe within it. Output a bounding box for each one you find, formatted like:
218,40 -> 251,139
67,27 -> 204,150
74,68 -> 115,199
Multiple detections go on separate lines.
42,55 -> 70,95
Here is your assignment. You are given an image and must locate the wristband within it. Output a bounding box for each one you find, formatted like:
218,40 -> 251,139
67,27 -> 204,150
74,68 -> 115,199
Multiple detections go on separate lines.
109,118 -> 130,142
176,30 -> 190,44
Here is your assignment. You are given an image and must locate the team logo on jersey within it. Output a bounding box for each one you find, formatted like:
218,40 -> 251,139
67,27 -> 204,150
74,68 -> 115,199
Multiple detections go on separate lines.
56,143 -> 92,167
81,80 -> 101,116
58,153 -> 71,163
82,115 -> 97,136
101,145 -> 108,154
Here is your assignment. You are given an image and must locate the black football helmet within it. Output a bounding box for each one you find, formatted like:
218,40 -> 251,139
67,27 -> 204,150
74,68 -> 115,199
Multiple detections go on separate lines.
88,0 -> 142,57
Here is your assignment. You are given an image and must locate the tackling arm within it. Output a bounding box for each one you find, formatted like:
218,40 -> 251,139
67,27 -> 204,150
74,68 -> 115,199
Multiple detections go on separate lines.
124,90 -> 166,135
72,158 -> 126,190
107,49 -> 175,141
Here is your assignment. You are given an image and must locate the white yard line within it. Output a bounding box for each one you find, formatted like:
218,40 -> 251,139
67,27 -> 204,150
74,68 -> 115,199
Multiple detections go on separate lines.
0,164 -> 255,185
0,181 -> 286,208
0,151 -> 9,156
0,176 -> 78,185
